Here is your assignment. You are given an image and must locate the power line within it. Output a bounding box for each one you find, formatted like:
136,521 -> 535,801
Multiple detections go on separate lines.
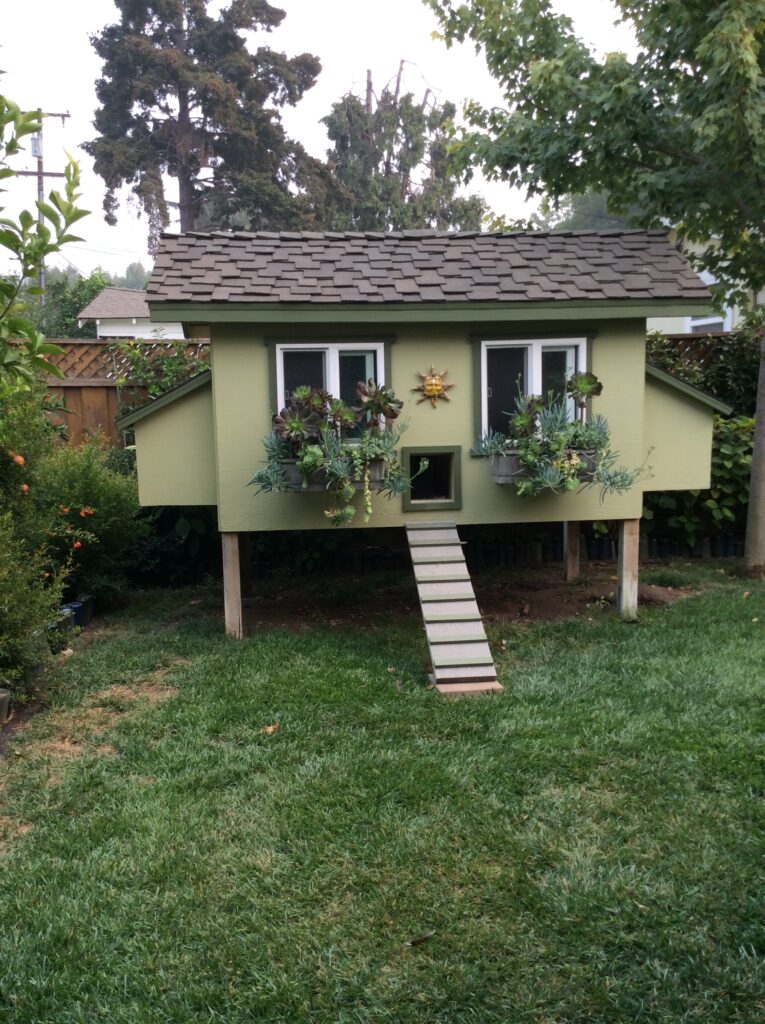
15,109 -> 71,302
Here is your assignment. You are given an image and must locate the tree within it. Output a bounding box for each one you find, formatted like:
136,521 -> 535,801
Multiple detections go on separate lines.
544,191 -> 637,232
427,0 -> 765,573
1,93 -> 87,401
114,261 -> 150,290
32,268 -> 108,339
320,64 -> 487,231
85,0 -> 322,251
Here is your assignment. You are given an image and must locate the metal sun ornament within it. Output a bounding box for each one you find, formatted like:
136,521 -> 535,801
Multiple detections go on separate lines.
413,366 -> 454,407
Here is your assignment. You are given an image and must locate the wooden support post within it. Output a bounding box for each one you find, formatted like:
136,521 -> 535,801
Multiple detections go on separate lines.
563,521 -> 581,581
617,519 -> 640,621
221,532 -> 243,639
239,533 -> 253,600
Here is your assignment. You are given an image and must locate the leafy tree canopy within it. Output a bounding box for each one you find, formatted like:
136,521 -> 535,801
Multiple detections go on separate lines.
427,0 -> 765,305
85,0 -> 322,250
427,0 -> 765,571
320,63 -> 487,232
31,269 -> 108,339
543,190 -> 639,233
115,261 -> 151,290
28,261 -> 151,340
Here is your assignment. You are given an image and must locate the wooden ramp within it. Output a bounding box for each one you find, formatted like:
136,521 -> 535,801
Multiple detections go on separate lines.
406,522 -> 503,697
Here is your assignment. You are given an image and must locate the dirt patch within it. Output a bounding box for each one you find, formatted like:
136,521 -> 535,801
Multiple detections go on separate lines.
72,618 -> 130,650
88,659 -> 188,709
0,816 -> 32,836
0,816 -> 33,855
0,701 -> 46,758
36,738 -> 84,759
2,658 -> 188,766
88,685 -> 141,706
0,619 -> 134,759
478,572 -> 693,624
93,744 -> 118,757
243,563 -> 696,633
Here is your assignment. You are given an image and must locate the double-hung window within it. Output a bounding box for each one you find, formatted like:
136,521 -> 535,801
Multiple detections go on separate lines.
480,337 -> 587,435
275,341 -> 385,409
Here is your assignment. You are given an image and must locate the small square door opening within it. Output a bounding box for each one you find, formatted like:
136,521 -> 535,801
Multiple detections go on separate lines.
411,452 -> 453,502
403,446 -> 462,512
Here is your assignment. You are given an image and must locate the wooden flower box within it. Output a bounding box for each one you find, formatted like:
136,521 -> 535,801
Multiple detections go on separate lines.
280,458 -> 386,492
490,450 -> 597,485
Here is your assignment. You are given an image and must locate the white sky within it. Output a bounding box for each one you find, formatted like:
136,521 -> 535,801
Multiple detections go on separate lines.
1,0 -> 635,277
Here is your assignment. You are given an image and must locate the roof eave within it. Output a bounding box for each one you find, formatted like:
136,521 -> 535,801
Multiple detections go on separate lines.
645,363 -> 733,414
115,370 -> 212,429
146,296 -> 713,326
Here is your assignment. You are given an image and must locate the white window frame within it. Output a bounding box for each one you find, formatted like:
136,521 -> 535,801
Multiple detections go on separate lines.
686,270 -> 733,332
480,337 -> 587,434
275,341 -> 385,407
688,311 -> 733,333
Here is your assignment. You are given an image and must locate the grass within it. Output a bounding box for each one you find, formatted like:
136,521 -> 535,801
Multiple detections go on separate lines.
0,565 -> 764,1023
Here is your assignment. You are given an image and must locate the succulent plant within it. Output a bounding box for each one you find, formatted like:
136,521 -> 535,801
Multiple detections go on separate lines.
272,404 -> 322,451
566,372 -> 603,420
252,381 -> 413,526
507,393 -> 543,439
326,398 -> 359,434
353,379 -> 404,429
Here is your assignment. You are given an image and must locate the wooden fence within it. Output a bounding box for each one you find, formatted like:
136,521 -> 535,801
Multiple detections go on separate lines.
45,339 -> 208,445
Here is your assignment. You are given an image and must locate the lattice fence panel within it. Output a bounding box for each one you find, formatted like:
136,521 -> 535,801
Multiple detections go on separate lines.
46,340 -> 209,382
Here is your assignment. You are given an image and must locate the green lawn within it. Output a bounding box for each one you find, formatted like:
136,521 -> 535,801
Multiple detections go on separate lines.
1,564 -> 764,1023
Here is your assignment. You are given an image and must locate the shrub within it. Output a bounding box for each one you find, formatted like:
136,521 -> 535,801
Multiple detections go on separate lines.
0,385 -> 59,550
0,388 -> 67,693
131,505 -> 221,587
39,438 -> 148,607
646,318 -> 762,416
0,513 -> 65,691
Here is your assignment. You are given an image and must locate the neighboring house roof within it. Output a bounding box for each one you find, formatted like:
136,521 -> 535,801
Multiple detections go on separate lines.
78,287 -> 150,320
116,370 -> 212,429
116,364 -> 731,430
148,229 -> 710,306
645,363 -> 732,414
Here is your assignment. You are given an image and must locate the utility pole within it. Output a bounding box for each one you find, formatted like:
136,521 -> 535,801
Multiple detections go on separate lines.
16,109 -> 70,303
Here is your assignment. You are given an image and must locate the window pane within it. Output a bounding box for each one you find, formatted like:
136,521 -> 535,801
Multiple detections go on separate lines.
691,319 -> 725,334
283,350 -> 325,403
541,349 -> 571,404
486,347 -> 526,434
339,351 -> 377,408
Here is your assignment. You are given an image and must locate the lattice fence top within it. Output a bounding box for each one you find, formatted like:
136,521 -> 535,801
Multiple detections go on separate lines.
662,331 -> 730,370
46,340 -> 209,383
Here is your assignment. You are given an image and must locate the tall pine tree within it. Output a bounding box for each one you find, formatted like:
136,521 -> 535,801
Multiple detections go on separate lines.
321,64 -> 487,232
85,0 -> 321,251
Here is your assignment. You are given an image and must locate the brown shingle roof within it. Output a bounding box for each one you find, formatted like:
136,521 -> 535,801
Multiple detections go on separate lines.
147,230 -> 710,306
78,287 -> 150,320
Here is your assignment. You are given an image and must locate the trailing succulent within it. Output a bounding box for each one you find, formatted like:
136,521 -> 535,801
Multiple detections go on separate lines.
250,381 -> 413,527
473,374 -> 645,499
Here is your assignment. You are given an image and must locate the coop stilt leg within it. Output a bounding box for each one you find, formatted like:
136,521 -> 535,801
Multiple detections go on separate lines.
617,519 -> 640,621
222,532 -> 243,638
564,521 -> 580,582
239,533 -> 253,600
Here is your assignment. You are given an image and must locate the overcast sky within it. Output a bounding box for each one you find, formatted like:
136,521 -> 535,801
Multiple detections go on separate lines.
1,0 -> 635,277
